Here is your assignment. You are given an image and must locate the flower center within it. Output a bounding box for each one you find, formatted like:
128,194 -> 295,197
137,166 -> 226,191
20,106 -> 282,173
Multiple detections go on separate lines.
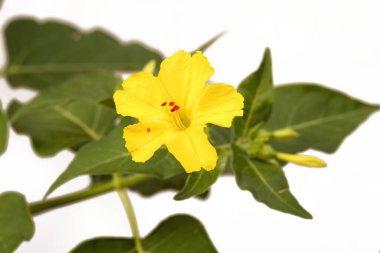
161,101 -> 190,130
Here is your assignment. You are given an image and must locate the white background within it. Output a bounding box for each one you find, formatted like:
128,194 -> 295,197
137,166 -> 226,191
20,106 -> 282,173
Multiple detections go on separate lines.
1,0 -> 380,252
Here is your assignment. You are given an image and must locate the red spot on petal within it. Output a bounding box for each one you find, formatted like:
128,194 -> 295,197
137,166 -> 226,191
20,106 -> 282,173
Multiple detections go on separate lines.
161,102 -> 167,106
173,105 -> 180,111
147,128 -> 151,133
169,101 -> 175,106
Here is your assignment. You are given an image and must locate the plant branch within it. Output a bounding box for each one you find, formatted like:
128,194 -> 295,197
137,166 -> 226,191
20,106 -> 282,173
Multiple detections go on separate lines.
113,173 -> 146,253
29,174 -> 151,216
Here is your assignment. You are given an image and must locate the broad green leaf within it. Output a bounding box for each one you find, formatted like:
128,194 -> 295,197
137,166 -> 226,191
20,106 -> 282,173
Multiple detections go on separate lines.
191,31 -> 225,53
234,48 -> 273,137
45,122 -> 183,197
232,145 -> 312,219
265,84 -> 380,153
174,152 -> 227,200
4,18 -> 163,90
70,214 -> 217,253
0,101 -> 8,156
209,124 -> 233,147
130,174 -> 187,197
9,72 -> 118,156
0,192 -> 35,253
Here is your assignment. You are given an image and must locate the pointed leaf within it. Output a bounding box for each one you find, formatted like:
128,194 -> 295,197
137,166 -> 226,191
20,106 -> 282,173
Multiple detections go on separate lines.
192,31 -> 225,53
45,122 -> 183,197
9,72 -> 118,156
0,101 -> 8,156
232,145 -> 312,219
70,215 -> 217,253
234,48 -> 273,137
4,18 -> 163,90
174,152 -> 227,200
0,192 -> 35,253
265,84 -> 380,153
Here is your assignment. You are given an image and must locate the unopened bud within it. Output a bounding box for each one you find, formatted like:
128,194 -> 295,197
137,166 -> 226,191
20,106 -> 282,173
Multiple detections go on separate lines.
142,60 -> 156,73
272,128 -> 299,140
276,152 -> 326,168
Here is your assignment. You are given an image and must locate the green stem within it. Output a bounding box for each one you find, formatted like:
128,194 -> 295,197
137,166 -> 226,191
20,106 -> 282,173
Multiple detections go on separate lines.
29,174 -> 151,216
113,174 -> 146,253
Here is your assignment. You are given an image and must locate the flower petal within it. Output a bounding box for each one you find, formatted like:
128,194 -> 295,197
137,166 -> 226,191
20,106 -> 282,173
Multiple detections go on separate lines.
191,83 -> 244,127
114,72 -> 170,121
158,50 -> 214,114
165,126 -> 217,173
123,121 -> 174,162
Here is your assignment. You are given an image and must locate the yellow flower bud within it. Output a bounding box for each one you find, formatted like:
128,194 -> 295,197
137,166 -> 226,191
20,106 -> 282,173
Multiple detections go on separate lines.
276,152 -> 327,168
272,128 -> 299,140
142,59 -> 156,74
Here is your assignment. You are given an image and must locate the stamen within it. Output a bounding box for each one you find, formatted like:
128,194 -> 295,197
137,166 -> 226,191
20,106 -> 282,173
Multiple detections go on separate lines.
161,102 -> 167,106
169,101 -> 175,106
147,128 -> 151,133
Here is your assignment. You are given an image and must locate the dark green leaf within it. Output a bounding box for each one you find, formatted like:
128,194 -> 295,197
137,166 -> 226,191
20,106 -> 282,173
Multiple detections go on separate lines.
209,124 -> 233,147
192,31 -> 225,53
45,122 -> 183,198
130,174 -> 187,197
0,192 -> 35,253
174,152 -> 227,200
265,83 -> 380,153
9,72 -> 118,156
232,145 -> 312,219
0,101 -> 8,156
234,48 -> 273,137
70,214 -> 217,253
4,18 -> 163,90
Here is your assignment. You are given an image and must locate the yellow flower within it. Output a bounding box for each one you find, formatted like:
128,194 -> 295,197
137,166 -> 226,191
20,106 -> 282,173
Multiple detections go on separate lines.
114,50 -> 244,173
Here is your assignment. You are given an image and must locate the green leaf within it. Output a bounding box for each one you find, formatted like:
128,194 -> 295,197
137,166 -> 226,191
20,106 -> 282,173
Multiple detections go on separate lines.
209,124 -> 233,147
0,101 -> 8,156
234,48 -> 273,137
130,174 -> 187,197
0,192 -> 35,253
70,214 -> 217,253
174,152 -> 227,200
232,145 -> 312,219
45,122 -> 183,198
9,72 -> 118,156
265,83 -> 380,153
4,18 -> 163,90
191,31 -> 225,53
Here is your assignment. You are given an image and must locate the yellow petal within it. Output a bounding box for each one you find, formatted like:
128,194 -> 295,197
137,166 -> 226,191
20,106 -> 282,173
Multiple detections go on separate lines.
158,50 -> 214,115
114,72 -> 169,121
123,121 -> 174,162
165,126 -> 217,173
191,83 -> 244,127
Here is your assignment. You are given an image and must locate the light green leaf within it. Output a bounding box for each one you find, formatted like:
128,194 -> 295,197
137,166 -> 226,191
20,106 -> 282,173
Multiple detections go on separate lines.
232,145 -> 312,219
45,122 -> 183,198
9,72 -> 118,156
234,48 -> 273,137
4,18 -> 163,90
0,101 -> 8,156
265,83 -> 380,153
70,214 -> 217,253
0,192 -> 35,253
174,152 -> 227,200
